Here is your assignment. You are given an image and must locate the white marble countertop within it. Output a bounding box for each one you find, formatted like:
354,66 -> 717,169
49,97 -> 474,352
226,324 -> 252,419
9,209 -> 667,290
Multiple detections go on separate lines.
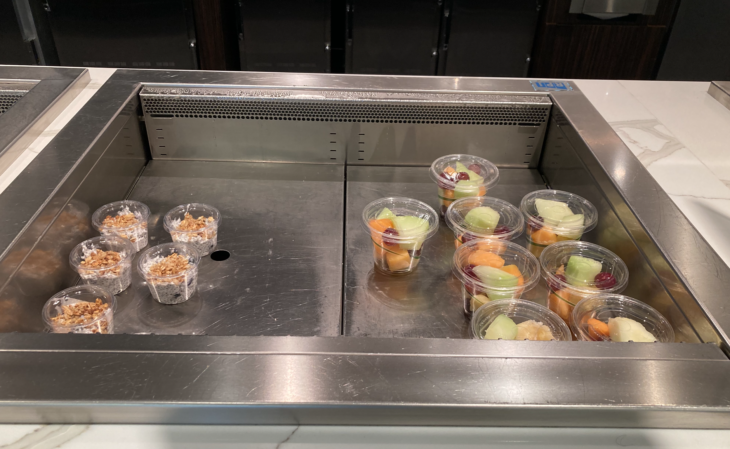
2,70 -> 730,445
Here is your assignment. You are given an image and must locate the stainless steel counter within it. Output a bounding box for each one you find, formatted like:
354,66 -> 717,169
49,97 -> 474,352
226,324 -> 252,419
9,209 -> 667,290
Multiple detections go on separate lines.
0,69 -> 729,427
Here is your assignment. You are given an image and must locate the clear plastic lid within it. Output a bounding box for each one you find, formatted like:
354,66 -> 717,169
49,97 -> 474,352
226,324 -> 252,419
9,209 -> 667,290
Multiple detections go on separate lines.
572,294 -> 675,343
540,241 -> 629,295
137,242 -> 201,281
452,239 -> 541,295
362,197 -> 439,242
42,285 -> 116,333
91,200 -> 151,232
520,190 -> 598,237
69,235 -> 134,274
471,299 -> 572,341
429,154 -> 500,190
445,196 -> 524,241
163,203 -> 221,235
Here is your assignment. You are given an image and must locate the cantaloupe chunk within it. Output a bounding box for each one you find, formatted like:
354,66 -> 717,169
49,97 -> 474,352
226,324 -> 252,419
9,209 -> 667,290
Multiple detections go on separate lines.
468,250 -> 505,268
548,289 -> 574,323
369,218 -> 393,233
444,166 -> 457,175
586,318 -> 610,340
385,247 -> 412,271
531,228 -> 558,245
500,264 -> 524,286
478,186 -> 487,196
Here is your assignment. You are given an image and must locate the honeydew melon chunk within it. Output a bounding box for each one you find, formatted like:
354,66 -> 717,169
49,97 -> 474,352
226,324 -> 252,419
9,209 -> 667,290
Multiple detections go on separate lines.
484,314 -> 518,340
454,180 -> 481,199
455,161 -> 484,184
376,207 -> 396,220
608,317 -> 657,342
565,255 -> 603,287
464,206 -> 500,232
535,199 -> 574,226
554,213 -> 585,239
473,265 -> 519,300
392,215 -> 429,250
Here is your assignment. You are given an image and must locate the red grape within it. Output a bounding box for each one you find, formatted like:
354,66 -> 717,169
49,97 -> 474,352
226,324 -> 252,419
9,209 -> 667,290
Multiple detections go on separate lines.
382,228 -> 399,246
530,215 -> 544,231
548,274 -> 567,292
456,172 -> 470,181
595,272 -> 617,289
467,164 -> 482,175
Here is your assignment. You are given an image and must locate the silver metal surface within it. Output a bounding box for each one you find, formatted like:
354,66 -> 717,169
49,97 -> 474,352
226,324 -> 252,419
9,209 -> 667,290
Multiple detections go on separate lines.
0,82 -> 31,114
547,91 -> 729,348
344,166 -> 548,337
116,160 -> 343,336
709,81 -> 730,112
0,66 -> 90,185
139,86 -> 550,167
0,334 -> 729,426
0,69 -> 729,426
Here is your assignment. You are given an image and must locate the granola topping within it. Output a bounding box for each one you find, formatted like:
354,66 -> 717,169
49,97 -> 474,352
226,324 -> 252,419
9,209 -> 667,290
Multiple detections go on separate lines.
148,253 -> 190,278
80,249 -> 122,277
102,213 -> 139,228
51,298 -> 110,333
177,213 -> 215,232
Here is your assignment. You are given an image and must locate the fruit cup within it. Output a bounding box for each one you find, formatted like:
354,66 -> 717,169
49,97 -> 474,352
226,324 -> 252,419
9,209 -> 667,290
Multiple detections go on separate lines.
471,299 -> 571,341
429,154 -> 499,216
42,285 -> 116,334
445,196 -> 524,248
540,241 -> 629,330
572,294 -> 675,343
362,197 -> 439,275
452,239 -> 540,317
519,190 -> 597,258
92,200 -> 151,252
69,235 -> 135,295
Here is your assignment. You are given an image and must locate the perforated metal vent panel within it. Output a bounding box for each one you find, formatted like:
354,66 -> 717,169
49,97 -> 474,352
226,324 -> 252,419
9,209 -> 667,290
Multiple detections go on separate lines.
141,87 -> 551,126
0,91 -> 27,115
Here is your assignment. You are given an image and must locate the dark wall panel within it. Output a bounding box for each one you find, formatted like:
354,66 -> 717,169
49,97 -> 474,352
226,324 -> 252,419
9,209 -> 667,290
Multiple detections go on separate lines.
0,0 -> 36,65
46,0 -> 197,69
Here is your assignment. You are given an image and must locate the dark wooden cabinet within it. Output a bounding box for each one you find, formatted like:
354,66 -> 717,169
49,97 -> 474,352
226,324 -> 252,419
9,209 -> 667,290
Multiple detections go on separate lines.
530,0 -> 678,80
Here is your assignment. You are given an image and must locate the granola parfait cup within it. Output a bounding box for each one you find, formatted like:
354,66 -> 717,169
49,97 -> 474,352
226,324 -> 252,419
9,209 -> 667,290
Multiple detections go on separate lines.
138,243 -> 201,305
362,197 -> 439,276
445,196 -> 524,248
42,285 -> 116,334
429,154 -> 499,216
453,239 -> 540,317
572,294 -> 675,343
92,200 -> 151,252
540,241 -> 629,330
69,236 -> 135,295
163,203 -> 221,257
520,190 -> 597,258
471,299 -> 571,341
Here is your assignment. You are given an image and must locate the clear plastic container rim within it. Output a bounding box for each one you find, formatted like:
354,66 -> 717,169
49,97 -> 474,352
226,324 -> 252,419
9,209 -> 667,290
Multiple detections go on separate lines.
452,239 -> 541,293
137,242 -> 202,281
163,203 -> 222,234
445,196 -> 525,241
42,285 -> 116,330
69,235 -> 135,273
428,154 -> 500,189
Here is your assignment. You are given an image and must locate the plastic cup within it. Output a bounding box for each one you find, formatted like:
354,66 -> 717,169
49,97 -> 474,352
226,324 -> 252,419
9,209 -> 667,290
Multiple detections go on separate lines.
42,285 -> 116,334
452,239 -> 541,317
362,197 -> 439,275
520,190 -> 597,258
69,235 -> 135,295
163,203 -> 221,257
137,243 -> 201,305
572,294 -> 675,343
471,299 -> 571,341
429,154 -> 499,216
540,241 -> 629,329
92,200 -> 151,252
445,196 -> 524,248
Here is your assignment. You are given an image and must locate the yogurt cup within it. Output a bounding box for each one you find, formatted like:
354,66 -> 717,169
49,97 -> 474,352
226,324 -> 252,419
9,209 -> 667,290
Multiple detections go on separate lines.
69,235 -> 135,295
520,190 -> 597,258
540,241 -> 629,328
429,154 -> 499,216
42,285 -> 116,334
137,243 -> 201,305
362,197 -> 439,275
471,299 -> 571,341
92,200 -> 151,252
163,203 -> 221,257
452,239 -> 540,317
445,196 -> 524,248
572,294 -> 675,343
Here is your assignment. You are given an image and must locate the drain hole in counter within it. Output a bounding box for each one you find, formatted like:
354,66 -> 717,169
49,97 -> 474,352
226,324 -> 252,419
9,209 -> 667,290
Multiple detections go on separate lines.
210,250 -> 230,261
